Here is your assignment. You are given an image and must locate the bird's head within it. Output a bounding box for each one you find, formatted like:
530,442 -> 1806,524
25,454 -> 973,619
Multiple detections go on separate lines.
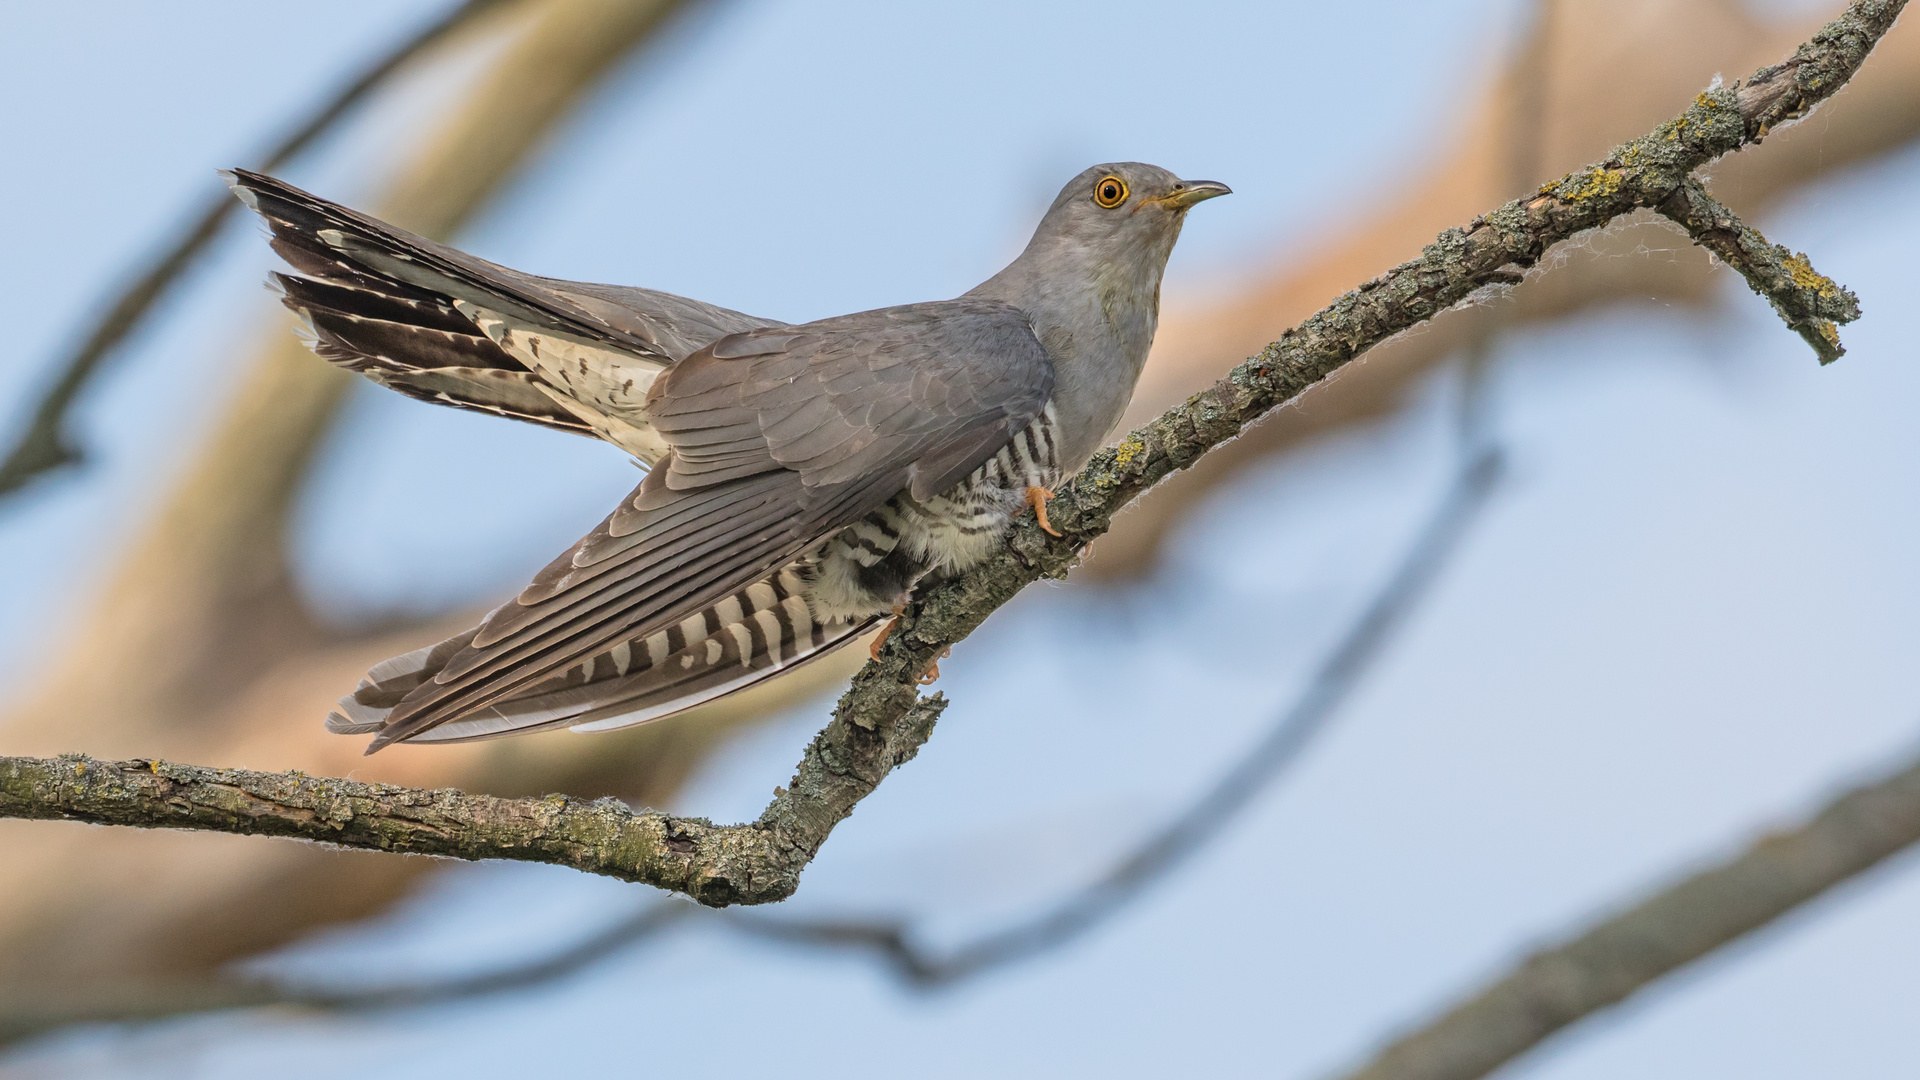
1028,162 -> 1230,270
971,162 -> 1230,320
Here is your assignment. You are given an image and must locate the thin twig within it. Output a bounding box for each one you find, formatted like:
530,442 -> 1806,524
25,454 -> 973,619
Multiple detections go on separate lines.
1656,177 -> 1862,363
0,0 -> 517,500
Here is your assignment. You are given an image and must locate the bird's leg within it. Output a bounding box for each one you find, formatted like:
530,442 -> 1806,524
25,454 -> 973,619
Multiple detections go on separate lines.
1025,486 -> 1062,537
869,601 -> 908,662
918,645 -> 953,686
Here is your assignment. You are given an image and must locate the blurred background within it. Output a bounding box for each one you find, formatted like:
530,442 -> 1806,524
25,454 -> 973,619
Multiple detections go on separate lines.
3,0 -> 1919,1075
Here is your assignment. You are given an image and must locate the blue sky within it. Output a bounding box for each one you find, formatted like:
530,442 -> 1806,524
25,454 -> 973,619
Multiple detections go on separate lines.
5,1 -> 1920,1077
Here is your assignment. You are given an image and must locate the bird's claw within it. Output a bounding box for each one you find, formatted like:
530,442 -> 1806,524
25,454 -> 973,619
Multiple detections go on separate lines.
1025,486 -> 1062,537
869,602 -> 908,662
918,645 -> 953,685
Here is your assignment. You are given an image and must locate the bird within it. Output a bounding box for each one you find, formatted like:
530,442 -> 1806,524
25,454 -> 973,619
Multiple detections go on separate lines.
225,162 -> 1229,752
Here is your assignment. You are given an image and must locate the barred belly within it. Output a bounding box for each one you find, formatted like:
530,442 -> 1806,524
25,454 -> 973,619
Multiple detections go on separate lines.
803,401 -> 1063,622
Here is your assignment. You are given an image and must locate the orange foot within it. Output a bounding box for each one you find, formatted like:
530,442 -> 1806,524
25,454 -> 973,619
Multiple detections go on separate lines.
1025,486 -> 1062,537
918,645 -> 953,686
869,602 -> 908,662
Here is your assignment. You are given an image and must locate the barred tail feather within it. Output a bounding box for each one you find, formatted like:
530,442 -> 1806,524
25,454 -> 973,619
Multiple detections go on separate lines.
336,567 -> 874,750
325,622 -> 488,735
227,169 -> 673,459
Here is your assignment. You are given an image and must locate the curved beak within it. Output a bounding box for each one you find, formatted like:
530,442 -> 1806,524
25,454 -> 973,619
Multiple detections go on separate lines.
1151,179 -> 1232,211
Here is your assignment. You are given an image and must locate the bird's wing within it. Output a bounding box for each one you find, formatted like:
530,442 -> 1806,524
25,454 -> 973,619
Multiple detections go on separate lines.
225,169 -> 784,463
353,300 -> 1053,749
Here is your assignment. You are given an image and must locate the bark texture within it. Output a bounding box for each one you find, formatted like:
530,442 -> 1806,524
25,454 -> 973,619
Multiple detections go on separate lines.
1,693 -> 945,906
1656,177 -> 1860,361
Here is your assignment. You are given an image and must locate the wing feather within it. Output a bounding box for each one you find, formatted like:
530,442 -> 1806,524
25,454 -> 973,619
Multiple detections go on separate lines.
355,298 -> 1052,748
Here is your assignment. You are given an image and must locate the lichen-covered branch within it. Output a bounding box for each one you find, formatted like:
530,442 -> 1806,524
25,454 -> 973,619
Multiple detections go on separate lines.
1657,178 -> 1861,362
0,0 -> 1902,905
844,0 -> 1903,743
1329,745 -> 1920,1080
0,691 -> 942,907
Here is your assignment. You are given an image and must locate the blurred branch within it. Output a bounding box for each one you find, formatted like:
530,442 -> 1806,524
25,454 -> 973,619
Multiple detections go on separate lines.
1328,743 -> 1920,1080
732,446 -> 1504,986
0,0 -> 518,501
0,902 -> 691,1045
0,0 -> 1900,909
0,0 -> 712,994
1656,177 -> 1861,362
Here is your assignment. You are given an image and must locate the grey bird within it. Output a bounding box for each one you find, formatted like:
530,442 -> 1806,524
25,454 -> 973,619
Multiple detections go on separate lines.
226,163 -> 1229,751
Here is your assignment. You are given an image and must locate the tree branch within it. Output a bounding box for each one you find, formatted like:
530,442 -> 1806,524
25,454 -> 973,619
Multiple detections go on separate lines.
1328,741 -> 1920,1080
0,0 -> 1901,905
840,0 -> 1899,763
0,0 -> 519,500
0,693 -> 944,907
1656,177 -> 1861,362
0,903 -> 690,1045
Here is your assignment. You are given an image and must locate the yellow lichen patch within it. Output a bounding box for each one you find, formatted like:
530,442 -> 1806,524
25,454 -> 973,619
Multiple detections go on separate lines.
1112,436 -> 1145,469
1815,320 -> 1840,348
1564,167 -> 1624,202
1783,252 -> 1842,301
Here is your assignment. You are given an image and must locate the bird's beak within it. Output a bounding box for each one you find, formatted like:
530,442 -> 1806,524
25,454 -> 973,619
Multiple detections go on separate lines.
1147,179 -> 1232,211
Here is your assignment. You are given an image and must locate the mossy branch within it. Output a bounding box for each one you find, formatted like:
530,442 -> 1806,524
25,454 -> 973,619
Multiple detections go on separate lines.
849,0 -> 1900,748
0,0 -> 1903,906
0,693 -> 944,907
1657,178 -> 1861,362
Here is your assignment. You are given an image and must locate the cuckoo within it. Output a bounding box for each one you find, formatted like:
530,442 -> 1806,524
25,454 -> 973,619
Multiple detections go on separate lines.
226,163 -> 1229,751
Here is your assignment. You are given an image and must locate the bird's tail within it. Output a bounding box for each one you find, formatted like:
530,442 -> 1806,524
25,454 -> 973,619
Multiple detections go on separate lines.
224,168 -> 685,459
330,564 -> 876,749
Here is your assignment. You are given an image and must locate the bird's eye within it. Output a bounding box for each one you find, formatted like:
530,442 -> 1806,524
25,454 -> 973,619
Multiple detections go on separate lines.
1093,176 -> 1128,209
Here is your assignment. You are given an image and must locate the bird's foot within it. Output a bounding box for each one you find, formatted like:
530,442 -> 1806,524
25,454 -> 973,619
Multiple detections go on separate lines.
918,645 -> 953,686
1025,486 -> 1062,537
869,602 -> 908,662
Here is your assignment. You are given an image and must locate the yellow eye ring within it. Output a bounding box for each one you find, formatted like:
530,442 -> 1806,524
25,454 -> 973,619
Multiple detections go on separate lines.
1092,175 -> 1128,209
